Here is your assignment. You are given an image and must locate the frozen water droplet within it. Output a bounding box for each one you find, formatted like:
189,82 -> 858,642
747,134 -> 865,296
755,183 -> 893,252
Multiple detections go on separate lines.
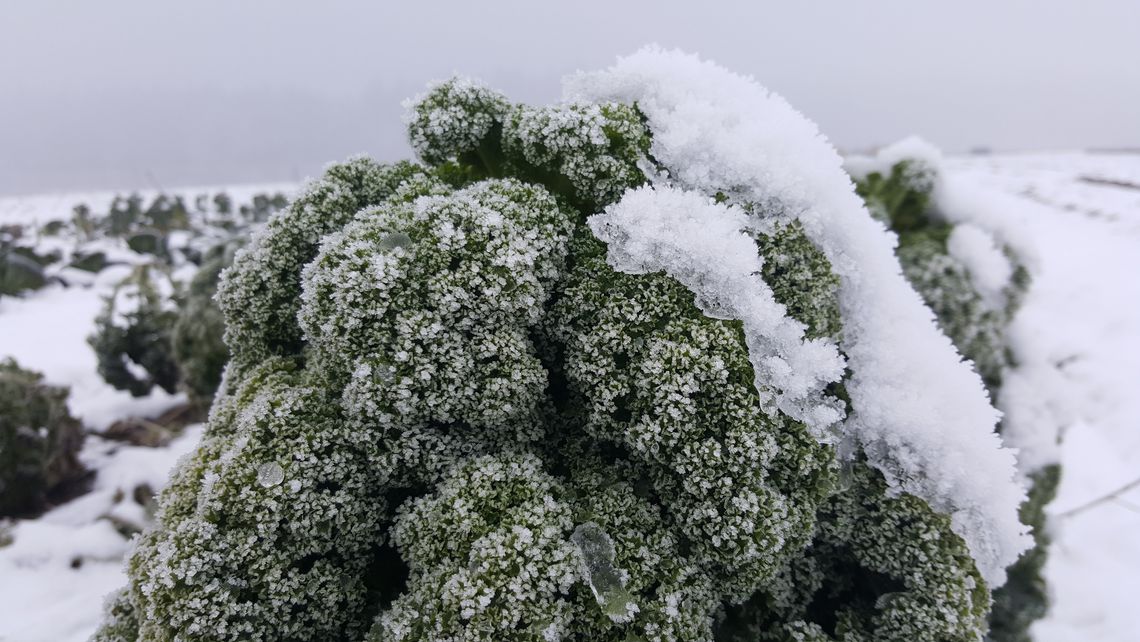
536,620 -> 561,641
571,522 -> 638,623
832,433 -> 858,490
378,232 -> 412,253
375,364 -> 395,383
838,459 -> 855,491
875,591 -> 904,610
257,462 -> 284,487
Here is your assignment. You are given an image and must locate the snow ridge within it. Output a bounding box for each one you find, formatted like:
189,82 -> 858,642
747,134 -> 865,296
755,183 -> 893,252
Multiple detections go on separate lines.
567,47 -> 1030,586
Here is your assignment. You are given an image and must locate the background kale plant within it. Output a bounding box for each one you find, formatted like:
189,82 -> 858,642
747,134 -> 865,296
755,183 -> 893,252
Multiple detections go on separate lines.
848,141 -> 1059,642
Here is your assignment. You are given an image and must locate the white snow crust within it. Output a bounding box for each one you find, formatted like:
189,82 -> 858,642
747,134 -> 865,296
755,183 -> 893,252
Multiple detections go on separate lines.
567,47 -> 1030,586
588,185 -> 846,431
947,223 -> 1015,311
844,135 -> 944,186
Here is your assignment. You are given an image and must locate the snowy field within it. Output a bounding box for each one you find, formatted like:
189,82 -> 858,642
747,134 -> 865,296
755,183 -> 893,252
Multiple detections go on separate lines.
944,152 -> 1140,642
1,154 -> 1138,641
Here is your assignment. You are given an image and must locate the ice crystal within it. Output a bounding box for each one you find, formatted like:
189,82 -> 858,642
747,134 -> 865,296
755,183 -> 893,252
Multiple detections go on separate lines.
377,232 -> 413,253
571,522 -> 639,623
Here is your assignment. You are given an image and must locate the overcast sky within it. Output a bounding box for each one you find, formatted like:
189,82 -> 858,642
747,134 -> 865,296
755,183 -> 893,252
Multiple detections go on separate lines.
1,1 -> 1137,196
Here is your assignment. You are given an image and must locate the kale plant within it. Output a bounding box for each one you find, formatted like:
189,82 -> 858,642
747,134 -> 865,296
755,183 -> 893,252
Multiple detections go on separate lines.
89,264 -> 181,397
850,145 -> 1028,393
172,240 -> 242,405
0,233 -> 52,298
0,358 -> 85,517
97,50 -> 1029,642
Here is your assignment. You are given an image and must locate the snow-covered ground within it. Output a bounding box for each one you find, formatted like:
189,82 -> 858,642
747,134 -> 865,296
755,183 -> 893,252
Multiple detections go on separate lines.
0,277 -> 186,431
944,152 -> 1140,642
0,155 -> 1138,641
0,426 -> 202,642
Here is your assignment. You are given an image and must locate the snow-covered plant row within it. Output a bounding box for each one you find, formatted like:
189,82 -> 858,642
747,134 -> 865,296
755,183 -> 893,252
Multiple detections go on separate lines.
95,49 -> 1031,642
1,189 -> 285,302
1,189 -> 276,541
0,189 -> 275,411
